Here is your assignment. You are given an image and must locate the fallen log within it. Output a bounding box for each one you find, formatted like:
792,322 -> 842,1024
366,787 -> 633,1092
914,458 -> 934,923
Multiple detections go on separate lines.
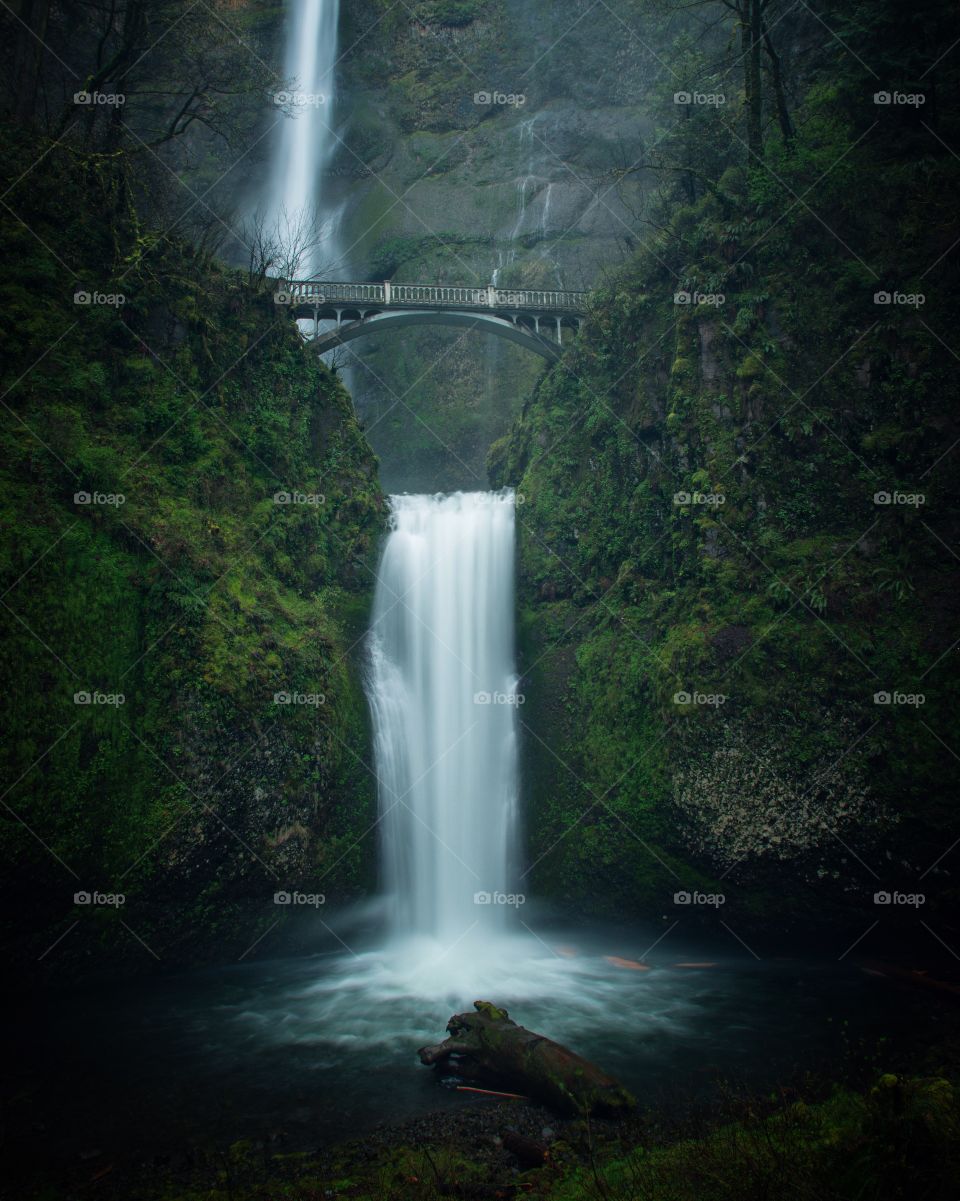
418,1000 -> 635,1117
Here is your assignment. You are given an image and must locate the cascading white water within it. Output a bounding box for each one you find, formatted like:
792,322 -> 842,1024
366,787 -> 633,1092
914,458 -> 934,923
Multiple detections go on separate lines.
491,117 -> 563,289
268,0 -> 342,275
367,492 -> 520,946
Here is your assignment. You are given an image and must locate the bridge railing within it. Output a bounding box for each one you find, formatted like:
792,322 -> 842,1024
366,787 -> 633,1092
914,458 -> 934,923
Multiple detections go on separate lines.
285,281 -> 386,303
281,279 -> 588,314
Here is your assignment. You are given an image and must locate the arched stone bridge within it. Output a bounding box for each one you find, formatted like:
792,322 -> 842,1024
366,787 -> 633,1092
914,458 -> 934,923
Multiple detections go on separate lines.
274,280 -> 589,361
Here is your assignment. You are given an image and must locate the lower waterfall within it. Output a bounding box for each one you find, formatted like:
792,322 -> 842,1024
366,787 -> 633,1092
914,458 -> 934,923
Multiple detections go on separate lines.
367,491 -> 521,945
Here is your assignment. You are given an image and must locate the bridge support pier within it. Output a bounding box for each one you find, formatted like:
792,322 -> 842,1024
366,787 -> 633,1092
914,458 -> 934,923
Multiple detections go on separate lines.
555,317 -> 562,344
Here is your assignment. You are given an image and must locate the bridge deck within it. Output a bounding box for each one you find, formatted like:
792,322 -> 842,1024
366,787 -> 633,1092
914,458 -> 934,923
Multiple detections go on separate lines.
278,279 -> 588,316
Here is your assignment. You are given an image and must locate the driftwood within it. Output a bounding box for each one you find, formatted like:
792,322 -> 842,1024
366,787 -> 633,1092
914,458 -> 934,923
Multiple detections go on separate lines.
418,1000 -> 635,1116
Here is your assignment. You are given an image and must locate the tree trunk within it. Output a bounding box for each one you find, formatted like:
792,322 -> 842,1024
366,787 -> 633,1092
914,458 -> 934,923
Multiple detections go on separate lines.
740,0 -> 764,162
12,0 -> 51,124
418,1001 -> 635,1117
763,19 -> 794,145
682,103 -> 698,203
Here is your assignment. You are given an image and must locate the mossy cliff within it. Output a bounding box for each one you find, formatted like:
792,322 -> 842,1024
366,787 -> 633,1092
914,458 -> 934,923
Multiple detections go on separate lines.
492,50 -> 960,928
0,125 -> 384,973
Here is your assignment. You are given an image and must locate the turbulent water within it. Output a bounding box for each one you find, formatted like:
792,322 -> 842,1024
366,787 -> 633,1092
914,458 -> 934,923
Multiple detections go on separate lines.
25,923 -> 919,1158
367,492 -> 521,945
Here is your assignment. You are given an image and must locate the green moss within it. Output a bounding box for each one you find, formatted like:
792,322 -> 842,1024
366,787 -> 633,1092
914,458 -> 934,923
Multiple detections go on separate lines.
492,67 -> 960,922
548,1076 -> 959,1201
0,123 -> 385,970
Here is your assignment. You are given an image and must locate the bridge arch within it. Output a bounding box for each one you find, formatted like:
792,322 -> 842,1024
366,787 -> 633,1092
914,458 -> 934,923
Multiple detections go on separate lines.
274,279 -> 588,363
305,308 -> 573,361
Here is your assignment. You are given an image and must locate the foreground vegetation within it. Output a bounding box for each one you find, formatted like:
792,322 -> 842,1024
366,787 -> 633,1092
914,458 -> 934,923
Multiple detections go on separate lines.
26,1069 -> 956,1200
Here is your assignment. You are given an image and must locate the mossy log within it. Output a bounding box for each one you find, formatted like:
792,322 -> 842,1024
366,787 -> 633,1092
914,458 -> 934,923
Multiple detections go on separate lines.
418,1001 -> 635,1117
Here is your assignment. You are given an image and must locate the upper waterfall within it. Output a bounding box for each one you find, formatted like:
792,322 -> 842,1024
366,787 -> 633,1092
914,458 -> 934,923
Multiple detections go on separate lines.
268,0 -> 343,276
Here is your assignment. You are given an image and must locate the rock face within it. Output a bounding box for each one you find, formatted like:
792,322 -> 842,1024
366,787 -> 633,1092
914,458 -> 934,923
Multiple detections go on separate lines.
336,2 -> 655,279
418,1000 -> 636,1116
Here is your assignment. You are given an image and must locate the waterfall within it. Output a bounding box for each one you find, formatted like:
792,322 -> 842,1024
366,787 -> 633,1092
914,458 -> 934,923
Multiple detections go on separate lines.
493,120 -> 537,286
491,116 -> 563,289
367,493 -> 520,946
268,0 -> 342,277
